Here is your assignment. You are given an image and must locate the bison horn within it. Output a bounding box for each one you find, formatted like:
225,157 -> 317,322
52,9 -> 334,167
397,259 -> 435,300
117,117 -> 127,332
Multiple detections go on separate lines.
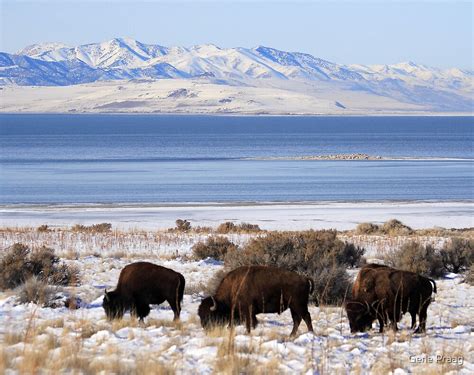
210,296 -> 217,312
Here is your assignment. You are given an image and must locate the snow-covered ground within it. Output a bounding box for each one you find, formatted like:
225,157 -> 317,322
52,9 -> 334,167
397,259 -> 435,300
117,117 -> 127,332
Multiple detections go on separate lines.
0,202 -> 473,373
0,78 -> 434,115
1,201 -> 473,231
0,231 -> 473,374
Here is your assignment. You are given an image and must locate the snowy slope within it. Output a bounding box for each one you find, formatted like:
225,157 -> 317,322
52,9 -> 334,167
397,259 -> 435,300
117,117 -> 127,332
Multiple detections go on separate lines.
0,79 -> 431,114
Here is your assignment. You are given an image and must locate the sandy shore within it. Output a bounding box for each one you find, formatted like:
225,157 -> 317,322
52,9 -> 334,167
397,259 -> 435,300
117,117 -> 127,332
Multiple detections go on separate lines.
1,201 -> 472,230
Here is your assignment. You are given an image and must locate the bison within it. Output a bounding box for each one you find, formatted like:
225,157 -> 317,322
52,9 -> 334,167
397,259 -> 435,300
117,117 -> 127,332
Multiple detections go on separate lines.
198,265 -> 314,336
103,262 -> 185,322
350,263 -> 420,330
346,264 -> 436,333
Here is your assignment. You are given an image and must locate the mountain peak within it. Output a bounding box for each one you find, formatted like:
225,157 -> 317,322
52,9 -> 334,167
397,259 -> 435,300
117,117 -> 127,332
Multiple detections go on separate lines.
17,42 -> 70,56
191,43 -> 222,53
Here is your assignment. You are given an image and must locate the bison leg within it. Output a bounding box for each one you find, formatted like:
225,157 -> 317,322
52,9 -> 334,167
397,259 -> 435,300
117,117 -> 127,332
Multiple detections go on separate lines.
414,304 -> 429,333
244,308 -> 253,334
289,308 -> 302,337
252,315 -> 258,329
377,316 -> 384,333
302,310 -> 314,333
410,311 -> 417,330
166,298 -> 181,321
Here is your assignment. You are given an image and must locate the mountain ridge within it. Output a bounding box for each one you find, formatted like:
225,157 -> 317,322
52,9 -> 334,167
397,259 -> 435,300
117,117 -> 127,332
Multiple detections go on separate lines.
1,38 -> 473,113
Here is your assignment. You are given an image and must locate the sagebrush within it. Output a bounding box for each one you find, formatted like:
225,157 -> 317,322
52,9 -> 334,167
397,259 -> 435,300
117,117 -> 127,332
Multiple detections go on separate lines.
355,222 -> 379,235
17,276 -> 55,305
440,237 -> 474,273
216,222 -> 261,234
192,236 -> 238,261
355,219 -> 413,236
0,243 -> 80,290
380,219 -> 413,235
173,219 -> 192,232
71,223 -> 112,233
384,241 -> 445,278
464,264 -> 474,286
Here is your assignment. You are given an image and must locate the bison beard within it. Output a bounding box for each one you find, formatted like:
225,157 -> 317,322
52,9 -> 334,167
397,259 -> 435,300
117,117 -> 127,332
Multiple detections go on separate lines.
103,262 -> 185,322
346,264 -> 436,334
198,266 -> 314,337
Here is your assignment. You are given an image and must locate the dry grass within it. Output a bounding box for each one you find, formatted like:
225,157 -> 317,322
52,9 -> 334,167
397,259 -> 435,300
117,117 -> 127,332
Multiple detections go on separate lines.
0,226 -> 216,259
2,225 -> 471,263
135,355 -> 175,375
0,224 -> 472,374
1,307 -> 471,374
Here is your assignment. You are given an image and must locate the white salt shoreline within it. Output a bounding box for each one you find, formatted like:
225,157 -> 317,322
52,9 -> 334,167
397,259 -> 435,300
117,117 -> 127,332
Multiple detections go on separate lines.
1,201 -> 472,231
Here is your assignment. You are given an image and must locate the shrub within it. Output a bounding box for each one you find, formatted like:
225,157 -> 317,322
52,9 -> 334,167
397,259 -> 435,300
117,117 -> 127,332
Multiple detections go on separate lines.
464,264 -> 474,286
311,260 -> 353,306
224,230 -> 361,305
0,243 -> 80,290
336,243 -> 365,268
440,237 -> 474,273
71,223 -> 112,233
175,219 -> 191,232
216,222 -> 237,234
37,224 -> 50,232
89,223 -> 112,233
381,219 -> 413,236
0,243 -> 31,289
192,236 -> 238,261
17,276 -> 55,305
216,221 -> 261,234
49,262 -> 80,286
238,222 -> 261,232
71,224 -> 86,232
355,222 -> 380,235
385,241 -> 445,278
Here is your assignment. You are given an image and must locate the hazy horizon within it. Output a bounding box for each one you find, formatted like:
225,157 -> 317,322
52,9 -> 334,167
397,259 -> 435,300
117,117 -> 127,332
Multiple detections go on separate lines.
1,0 -> 472,69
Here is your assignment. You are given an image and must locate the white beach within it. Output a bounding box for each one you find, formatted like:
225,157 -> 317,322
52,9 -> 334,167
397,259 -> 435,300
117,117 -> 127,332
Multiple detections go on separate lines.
1,201 -> 472,231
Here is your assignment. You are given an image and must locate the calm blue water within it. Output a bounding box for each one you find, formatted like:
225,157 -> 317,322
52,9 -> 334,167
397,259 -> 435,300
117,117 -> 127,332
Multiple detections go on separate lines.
0,115 -> 473,204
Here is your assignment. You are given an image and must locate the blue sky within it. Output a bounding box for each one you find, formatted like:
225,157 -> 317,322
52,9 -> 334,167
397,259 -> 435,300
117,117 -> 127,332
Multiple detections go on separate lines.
1,1 -> 472,68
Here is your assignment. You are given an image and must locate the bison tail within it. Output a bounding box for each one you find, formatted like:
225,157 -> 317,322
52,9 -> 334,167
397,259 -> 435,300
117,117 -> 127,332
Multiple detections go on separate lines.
178,274 -> 185,303
428,278 -> 437,294
307,278 -> 314,294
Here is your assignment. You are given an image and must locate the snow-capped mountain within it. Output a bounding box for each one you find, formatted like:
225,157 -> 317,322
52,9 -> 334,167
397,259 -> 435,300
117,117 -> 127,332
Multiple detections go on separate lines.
1,38 -> 472,112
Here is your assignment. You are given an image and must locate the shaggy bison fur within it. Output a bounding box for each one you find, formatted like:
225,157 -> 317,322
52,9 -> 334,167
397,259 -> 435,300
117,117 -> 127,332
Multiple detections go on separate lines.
346,264 -> 436,333
198,265 -> 314,336
103,262 -> 185,322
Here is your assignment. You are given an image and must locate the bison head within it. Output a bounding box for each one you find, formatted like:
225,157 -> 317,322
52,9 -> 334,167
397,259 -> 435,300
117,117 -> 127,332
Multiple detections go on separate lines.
102,290 -> 125,320
198,296 -> 232,329
345,300 -> 374,333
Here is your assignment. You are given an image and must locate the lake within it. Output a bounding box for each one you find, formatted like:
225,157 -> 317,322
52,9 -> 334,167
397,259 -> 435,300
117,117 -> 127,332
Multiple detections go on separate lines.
0,114 -> 472,204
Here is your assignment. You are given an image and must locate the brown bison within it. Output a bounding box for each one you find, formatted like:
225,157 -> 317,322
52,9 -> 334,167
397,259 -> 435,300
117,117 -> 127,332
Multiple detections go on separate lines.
198,265 -> 314,336
346,264 -> 436,333
103,262 -> 185,322
351,264 -> 420,329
